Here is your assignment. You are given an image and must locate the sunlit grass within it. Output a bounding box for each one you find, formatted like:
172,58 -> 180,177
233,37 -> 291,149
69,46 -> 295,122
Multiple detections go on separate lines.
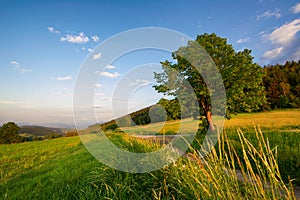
121,117 -> 199,135
225,109 -> 300,129
90,128 -> 297,199
1,109 -> 299,199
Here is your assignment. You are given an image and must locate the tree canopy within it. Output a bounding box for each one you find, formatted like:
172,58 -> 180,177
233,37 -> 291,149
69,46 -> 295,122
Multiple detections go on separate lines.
263,60 -> 300,108
0,122 -> 21,144
154,33 -> 266,130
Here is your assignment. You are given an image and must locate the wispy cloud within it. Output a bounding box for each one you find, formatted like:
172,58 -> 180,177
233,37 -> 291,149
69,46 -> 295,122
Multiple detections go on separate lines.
10,60 -> 32,74
95,92 -> 104,96
130,79 -> 152,87
262,47 -> 283,60
0,100 -> 34,109
60,32 -> 89,44
236,37 -> 250,44
93,52 -> 101,60
52,88 -> 73,97
48,26 -> 60,34
56,75 -> 72,81
93,105 -> 103,109
10,61 -> 20,66
0,100 -> 17,105
91,35 -> 100,42
105,65 -> 115,69
99,71 -> 120,79
290,3 -> 300,14
93,83 -> 102,88
261,18 -> 300,63
256,9 -> 281,20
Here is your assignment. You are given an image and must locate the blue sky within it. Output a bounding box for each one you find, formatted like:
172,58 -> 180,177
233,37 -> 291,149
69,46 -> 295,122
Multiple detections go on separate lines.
0,0 -> 300,127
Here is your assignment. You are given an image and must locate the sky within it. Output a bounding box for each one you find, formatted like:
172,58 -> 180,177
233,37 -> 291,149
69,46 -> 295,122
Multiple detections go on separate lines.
0,0 -> 300,127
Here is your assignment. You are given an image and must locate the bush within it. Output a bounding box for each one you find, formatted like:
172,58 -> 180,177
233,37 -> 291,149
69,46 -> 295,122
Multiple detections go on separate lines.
65,130 -> 79,137
105,123 -> 119,131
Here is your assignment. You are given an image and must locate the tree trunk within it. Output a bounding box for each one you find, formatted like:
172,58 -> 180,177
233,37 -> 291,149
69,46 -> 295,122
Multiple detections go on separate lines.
206,111 -> 215,131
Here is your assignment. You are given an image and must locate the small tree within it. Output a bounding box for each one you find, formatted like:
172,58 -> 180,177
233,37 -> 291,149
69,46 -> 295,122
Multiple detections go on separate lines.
105,123 -> 119,131
154,33 -> 266,131
0,122 -> 22,144
65,130 -> 79,137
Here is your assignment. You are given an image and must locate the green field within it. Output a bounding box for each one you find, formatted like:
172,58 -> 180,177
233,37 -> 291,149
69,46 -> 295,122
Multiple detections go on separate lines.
1,109 -> 300,199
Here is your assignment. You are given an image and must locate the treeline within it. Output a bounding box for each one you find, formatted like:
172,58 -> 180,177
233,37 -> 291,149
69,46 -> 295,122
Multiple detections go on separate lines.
0,122 -> 79,144
98,60 -> 300,130
263,60 -> 300,109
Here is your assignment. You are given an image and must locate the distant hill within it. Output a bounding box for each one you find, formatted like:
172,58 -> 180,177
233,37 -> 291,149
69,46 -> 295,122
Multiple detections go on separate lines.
20,125 -> 65,137
19,122 -> 76,129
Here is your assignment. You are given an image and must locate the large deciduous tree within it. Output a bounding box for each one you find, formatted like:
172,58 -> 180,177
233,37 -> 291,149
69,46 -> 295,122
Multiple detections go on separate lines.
154,33 -> 266,131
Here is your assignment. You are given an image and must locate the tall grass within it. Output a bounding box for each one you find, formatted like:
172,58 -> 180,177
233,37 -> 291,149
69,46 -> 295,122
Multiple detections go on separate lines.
90,128 -> 296,199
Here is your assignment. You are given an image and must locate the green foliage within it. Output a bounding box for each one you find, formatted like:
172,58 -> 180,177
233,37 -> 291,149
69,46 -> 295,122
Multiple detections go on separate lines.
263,60 -> 300,109
0,122 -> 22,144
157,98 -> 181,120
104,123 -> 119,131
154,33 -> 266,129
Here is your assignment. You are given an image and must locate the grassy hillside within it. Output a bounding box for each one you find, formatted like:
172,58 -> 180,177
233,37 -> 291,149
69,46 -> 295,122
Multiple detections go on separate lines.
119,109 -> 300,134
1,109 -> 299,199
0,137 -> 103,199
120,109 -> 300,185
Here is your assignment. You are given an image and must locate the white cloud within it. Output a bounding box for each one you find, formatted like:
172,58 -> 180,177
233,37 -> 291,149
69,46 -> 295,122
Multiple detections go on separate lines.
19,69 -> 32,73
137,79 -> 152,86
100,71 -> 120,78
291,3 -> 300,14
0,100 -> 17,105
93,83 -> 102,88
10,60 -> 20,66
262,47 -> 283,60
256,9 -> 281,20
56,75 -> 72,81
236,37 -> 250,44
261,19 -> 300,63
259,30 -> 266,36
10,60 -> 31,74
93,53 -> 101,60
82,47 -> 85,50
91,35 -> 100,42
267,18 -> 300,46
88,48 -> 93,52
95,66 -> 116,75
93,105 -> 103,109
130,79 -> 152,87
60,32 -> 89,44
95,92 -> 104,96
48,26 -> 60,34
105,65 -> 115,69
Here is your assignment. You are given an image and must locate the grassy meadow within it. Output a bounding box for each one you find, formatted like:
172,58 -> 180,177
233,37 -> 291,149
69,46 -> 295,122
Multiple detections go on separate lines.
0,109 -> 299,199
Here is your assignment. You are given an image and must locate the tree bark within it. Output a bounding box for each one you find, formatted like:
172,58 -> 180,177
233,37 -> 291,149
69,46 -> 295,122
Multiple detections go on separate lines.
206,111 -> 215,131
